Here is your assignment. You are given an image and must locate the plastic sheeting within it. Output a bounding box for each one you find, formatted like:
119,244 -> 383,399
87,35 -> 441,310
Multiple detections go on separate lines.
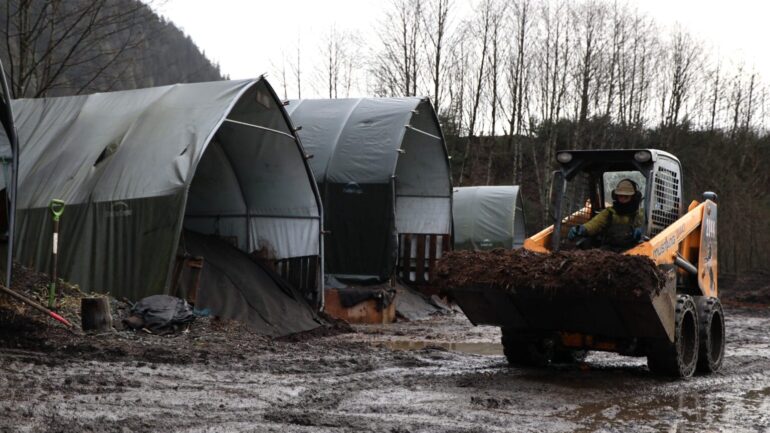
125,295 -> 195,332
9,78 -> 323,301
285,98 -> 452,281
453,186 -> 527,251
394,284 -> 452,321
0,59 -> 18,289
181,231 -> 322,336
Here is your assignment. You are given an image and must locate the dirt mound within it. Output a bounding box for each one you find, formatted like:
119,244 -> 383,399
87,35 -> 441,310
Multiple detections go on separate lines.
433,249 -> 666,298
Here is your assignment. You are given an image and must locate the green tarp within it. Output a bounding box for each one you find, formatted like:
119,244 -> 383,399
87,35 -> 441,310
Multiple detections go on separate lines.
0,59 -> 18,288
285,98 -> 452,282
9,78 -> 324,312
453,186 -> 527,250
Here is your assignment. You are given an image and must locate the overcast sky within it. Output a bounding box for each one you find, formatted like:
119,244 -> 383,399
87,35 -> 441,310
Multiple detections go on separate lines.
155,0 -> 770,98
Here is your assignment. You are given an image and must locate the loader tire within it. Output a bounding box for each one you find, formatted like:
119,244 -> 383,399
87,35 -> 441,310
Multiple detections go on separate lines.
501,328 -> 552,367
647,295 -> 699,378
553,349 -> 588,364
695,297 -> 725,374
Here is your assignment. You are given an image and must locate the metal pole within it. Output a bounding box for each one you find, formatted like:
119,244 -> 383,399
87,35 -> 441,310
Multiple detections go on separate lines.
0,59 -> 18,290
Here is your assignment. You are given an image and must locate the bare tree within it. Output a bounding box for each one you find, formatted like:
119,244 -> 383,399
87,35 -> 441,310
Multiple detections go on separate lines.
444,25 -> 469,157
706,59 -> 723,132
497,0 -> 533,186
662,28 -> 701,130
421,0 -> 452,111
572,0 -> 607,147
319,26 -> 343,99
616,12 -> 655,129
342,33 -> 364,98
484,0 -> 506,185
457,0 -> 493,185
290,34 -> 303,99
743,71 -> 757,133
2,0 -> 157,98
316,26 -> 361,99
372,0 -> 422,97
531,0 -> 571,224
728,68 -> 745,138
602,2 -> 628,121
270,52 -> 289,100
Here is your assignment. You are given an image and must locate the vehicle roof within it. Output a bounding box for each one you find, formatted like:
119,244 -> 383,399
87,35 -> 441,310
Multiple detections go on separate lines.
556,148 -> 680,164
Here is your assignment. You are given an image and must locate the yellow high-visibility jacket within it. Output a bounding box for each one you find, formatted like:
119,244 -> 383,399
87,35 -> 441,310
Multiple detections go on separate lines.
583,207 -> 645,236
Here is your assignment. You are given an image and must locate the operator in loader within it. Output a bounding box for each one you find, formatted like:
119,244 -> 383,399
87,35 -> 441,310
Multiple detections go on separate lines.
567,179 -> 645,251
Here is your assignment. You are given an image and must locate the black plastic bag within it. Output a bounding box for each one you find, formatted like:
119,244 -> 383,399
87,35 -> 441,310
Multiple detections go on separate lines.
124,295 -> 195,333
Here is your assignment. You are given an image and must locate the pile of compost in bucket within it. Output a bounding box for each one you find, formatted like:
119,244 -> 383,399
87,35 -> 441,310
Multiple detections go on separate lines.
433,249 -> 667,298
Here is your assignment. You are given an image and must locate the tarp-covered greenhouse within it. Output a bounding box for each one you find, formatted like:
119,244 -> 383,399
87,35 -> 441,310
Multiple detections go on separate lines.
0,59 -> 18,288
285,98 -> 452,284
453,186 -> 527,251
7,78 -> 324,335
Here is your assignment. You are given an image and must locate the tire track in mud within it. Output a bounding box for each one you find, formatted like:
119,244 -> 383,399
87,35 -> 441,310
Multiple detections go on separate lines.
261,343 -> 592,433
261,351 -> 459,429
260,308 -> 770,433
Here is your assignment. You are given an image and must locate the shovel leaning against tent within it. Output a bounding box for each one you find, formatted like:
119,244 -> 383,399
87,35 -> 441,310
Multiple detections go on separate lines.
48,199 -> 65,309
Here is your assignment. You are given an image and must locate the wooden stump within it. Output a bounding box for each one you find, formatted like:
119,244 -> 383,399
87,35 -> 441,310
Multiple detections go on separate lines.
81,297 -> 113,332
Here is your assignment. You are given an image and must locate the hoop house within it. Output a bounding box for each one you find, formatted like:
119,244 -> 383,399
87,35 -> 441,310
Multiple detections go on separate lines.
9,78 -> 324,335
285,98 -> 452,284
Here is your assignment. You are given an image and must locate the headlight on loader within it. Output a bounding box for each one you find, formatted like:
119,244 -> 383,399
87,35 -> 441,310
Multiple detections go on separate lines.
556,152 -> 572,163
634,151 -> 652,162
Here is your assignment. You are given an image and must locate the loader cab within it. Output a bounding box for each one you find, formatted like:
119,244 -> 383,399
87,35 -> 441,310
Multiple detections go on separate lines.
549,149 -> 683,251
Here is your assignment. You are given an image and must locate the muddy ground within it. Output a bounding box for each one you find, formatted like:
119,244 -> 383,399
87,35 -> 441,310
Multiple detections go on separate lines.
1,303 -> 769,433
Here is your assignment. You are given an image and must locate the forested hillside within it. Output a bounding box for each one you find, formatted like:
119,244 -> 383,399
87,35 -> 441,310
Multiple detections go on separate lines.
359,0 -> 770,276
0,0 -> 223,98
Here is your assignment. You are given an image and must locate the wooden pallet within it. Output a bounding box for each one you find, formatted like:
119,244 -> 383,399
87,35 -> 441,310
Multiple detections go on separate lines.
397,233 -> 451,289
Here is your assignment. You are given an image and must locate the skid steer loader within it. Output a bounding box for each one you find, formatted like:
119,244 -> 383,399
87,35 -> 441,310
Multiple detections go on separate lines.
448,149 -> 723,377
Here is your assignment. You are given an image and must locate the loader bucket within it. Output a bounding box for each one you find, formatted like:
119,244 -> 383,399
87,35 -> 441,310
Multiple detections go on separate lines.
447,283 -> 676,342
436,249 -> 678,344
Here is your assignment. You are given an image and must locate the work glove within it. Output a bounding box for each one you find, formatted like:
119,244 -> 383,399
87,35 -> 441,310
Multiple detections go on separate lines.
568,225 -> 587,240
633,227 -> 643,242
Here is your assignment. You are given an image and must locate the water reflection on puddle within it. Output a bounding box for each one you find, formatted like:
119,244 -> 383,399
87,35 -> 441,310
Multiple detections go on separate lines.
570,384 -> 770,430
379,341 -> 503,356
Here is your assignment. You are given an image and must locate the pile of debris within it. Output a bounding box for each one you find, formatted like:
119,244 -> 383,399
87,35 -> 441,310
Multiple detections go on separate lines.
0,299 -> 274,365
433,248 -> 666,298
0,263 -> 351,364
0,263 -> 93,327
0,263 -> 197,335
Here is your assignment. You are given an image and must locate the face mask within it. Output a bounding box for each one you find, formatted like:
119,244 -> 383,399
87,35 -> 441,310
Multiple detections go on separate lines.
613,194 -> 640,215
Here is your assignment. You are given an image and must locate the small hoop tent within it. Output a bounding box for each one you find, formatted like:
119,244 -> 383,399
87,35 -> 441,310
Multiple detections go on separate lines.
285,98 -> 452,284
453,186 -> 527,250
9,78 -> 324,335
